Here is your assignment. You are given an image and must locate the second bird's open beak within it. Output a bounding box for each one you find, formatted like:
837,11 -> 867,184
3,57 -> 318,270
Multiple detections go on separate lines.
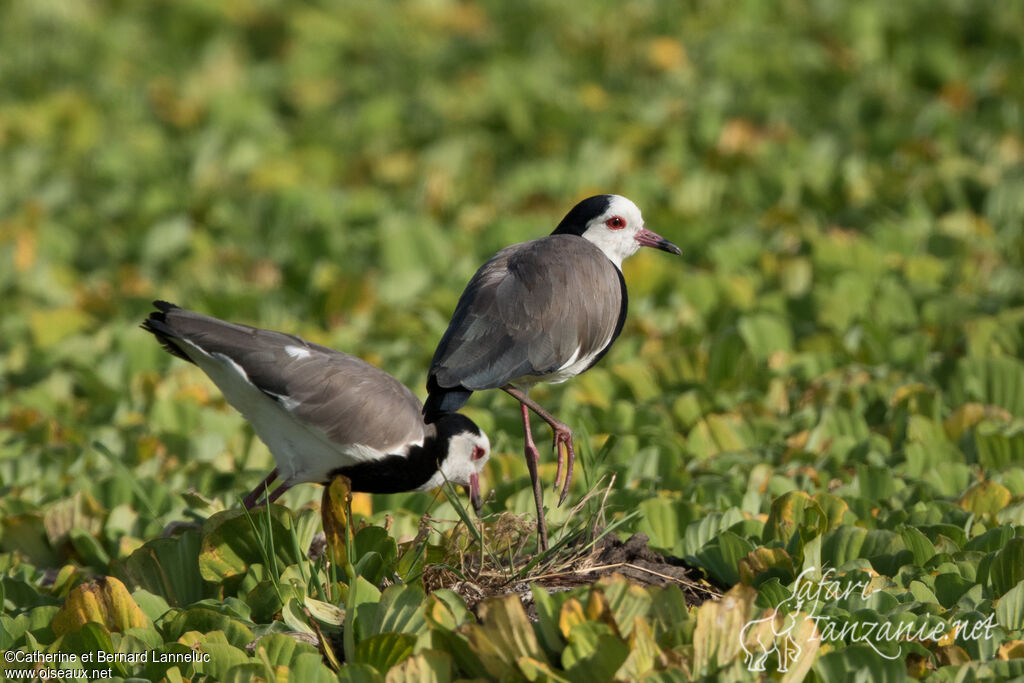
468,473 -> 483,516
635,227 -> 682,255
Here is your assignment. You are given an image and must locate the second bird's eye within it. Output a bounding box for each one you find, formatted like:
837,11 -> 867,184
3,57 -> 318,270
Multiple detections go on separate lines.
605,216 -> 626,230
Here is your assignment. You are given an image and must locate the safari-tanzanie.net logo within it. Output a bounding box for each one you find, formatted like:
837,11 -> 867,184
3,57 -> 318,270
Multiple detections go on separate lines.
739,567 -> 997,673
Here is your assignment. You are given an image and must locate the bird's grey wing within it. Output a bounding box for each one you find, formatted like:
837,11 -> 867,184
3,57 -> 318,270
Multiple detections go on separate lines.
265,345 -> 426,453
430,235 -> 625,391
151,305 -> 426,453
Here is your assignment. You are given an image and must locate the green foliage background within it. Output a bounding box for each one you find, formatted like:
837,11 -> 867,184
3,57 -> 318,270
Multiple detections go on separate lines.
2,0 -> 1024,679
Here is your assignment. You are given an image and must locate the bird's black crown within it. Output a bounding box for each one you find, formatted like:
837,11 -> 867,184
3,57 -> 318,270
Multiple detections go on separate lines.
550,195 -> 614,237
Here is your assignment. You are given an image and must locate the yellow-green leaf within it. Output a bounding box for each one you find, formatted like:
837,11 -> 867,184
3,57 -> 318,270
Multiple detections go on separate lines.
52,576 -> 150,636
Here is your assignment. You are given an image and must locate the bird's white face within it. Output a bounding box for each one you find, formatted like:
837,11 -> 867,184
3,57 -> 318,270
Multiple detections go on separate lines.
579,195 -> 647,268
438,429 -> 490,511
578,195 -> 681,268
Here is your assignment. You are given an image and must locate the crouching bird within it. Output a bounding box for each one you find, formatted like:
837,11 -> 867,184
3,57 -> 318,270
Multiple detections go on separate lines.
142,301 -> 490,511
423,195 -> 680,548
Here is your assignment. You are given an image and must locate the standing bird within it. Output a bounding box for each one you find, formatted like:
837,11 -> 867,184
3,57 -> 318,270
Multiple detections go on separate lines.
142,301 -> 490,511
424,195 -> 680,548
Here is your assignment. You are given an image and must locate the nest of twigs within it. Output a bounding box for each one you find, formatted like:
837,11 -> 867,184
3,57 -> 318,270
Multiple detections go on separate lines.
419,477 -> 720,611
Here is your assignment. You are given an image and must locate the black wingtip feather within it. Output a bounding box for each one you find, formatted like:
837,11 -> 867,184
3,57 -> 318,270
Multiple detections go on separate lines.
423,376 -> 472,423
141,301 -> 194,363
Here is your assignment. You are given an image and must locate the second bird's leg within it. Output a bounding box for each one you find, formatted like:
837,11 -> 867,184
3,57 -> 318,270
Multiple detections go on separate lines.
242,468 -> 279,509
503,386 -> 576,505
267,481 -> 292,505
520,403 -> 549,551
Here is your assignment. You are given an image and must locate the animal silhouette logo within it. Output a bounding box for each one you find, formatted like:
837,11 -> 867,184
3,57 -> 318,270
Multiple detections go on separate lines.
739,593 -> 808,673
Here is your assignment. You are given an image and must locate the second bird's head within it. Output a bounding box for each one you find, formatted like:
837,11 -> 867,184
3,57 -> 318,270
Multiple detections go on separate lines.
434,413 -> 491,515
553,194 -> 682,267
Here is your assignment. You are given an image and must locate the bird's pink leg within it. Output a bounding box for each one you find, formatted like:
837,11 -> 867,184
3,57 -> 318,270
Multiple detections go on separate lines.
243,468 -> 279,509
503,386 -> 576,506
520,403 -> 549,551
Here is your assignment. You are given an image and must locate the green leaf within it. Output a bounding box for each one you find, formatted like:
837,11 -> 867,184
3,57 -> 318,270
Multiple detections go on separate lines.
353,525 -> 398,585
1,605 -> 59,649
813,644 -> 907,682
959,480 -> 1012,518
696,531 -> 755,586
648,585 -> 691,643
996,579 -> 1024,630
637,496 -> 693,553
599,577 -> 652,638
950,356 -> 1024,416
198,507 -> 300,583
291,652 -> 340,682
463,594 -> 548,679
282,596 -> 316,634
989,537 -> 1024,598
164,607 -> 255,648
900,526 -> 937,567
197,642 -> 253,681
111,531 -> 205,607
531,584 -> 568,659
305,595 -> 346,626
965,525 -> 1015,552
813,492 -> 853,530
682,509 -> 746,557
336,662 -> 385,683
934,573 -> 974,609
763,491 -> 827,545
694,584 -> 756,676
59,622 -> 121,675
371,583 -> 427,637
616,616 -> 660,680
348,575 -> 383,642
1,514 -> 60,567
820,526 -> 868,567
245,580 -> 287,624
738,312 -> 794,361
354,632 -> 416,672
561,621 -> 630,682
687,413 -> 754,458
250,632 -> 320,668
973,420 -> 1024,470
29,307 -> 91,348
738,547 -> 795,586
382,650 -> 454,683
131,589 -> 171,623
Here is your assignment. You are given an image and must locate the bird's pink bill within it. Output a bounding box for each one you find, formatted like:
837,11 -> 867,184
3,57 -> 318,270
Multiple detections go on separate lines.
635,227 -> 682,255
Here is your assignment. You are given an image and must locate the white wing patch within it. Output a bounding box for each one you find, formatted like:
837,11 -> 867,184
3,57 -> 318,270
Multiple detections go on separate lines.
266,391 -> 301,412
526,334 -> 615,386
557,346 -> 582,372
211,351 -> 251,381
285,345 -> 311,359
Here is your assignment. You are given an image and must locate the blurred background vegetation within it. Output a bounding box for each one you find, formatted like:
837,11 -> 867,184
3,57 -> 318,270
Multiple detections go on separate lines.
2,0 -> 1024,557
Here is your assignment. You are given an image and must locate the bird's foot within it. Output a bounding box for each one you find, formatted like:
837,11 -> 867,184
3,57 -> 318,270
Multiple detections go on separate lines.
552,427 -> 575,506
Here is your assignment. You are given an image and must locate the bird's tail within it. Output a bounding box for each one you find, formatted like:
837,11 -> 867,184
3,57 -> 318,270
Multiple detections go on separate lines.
140,300 -> 195,363
423,377 -> 472,423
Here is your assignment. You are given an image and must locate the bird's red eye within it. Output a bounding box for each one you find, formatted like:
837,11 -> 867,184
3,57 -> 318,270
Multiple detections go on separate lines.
472,446 -> 486,460
605,216 -> 626,230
